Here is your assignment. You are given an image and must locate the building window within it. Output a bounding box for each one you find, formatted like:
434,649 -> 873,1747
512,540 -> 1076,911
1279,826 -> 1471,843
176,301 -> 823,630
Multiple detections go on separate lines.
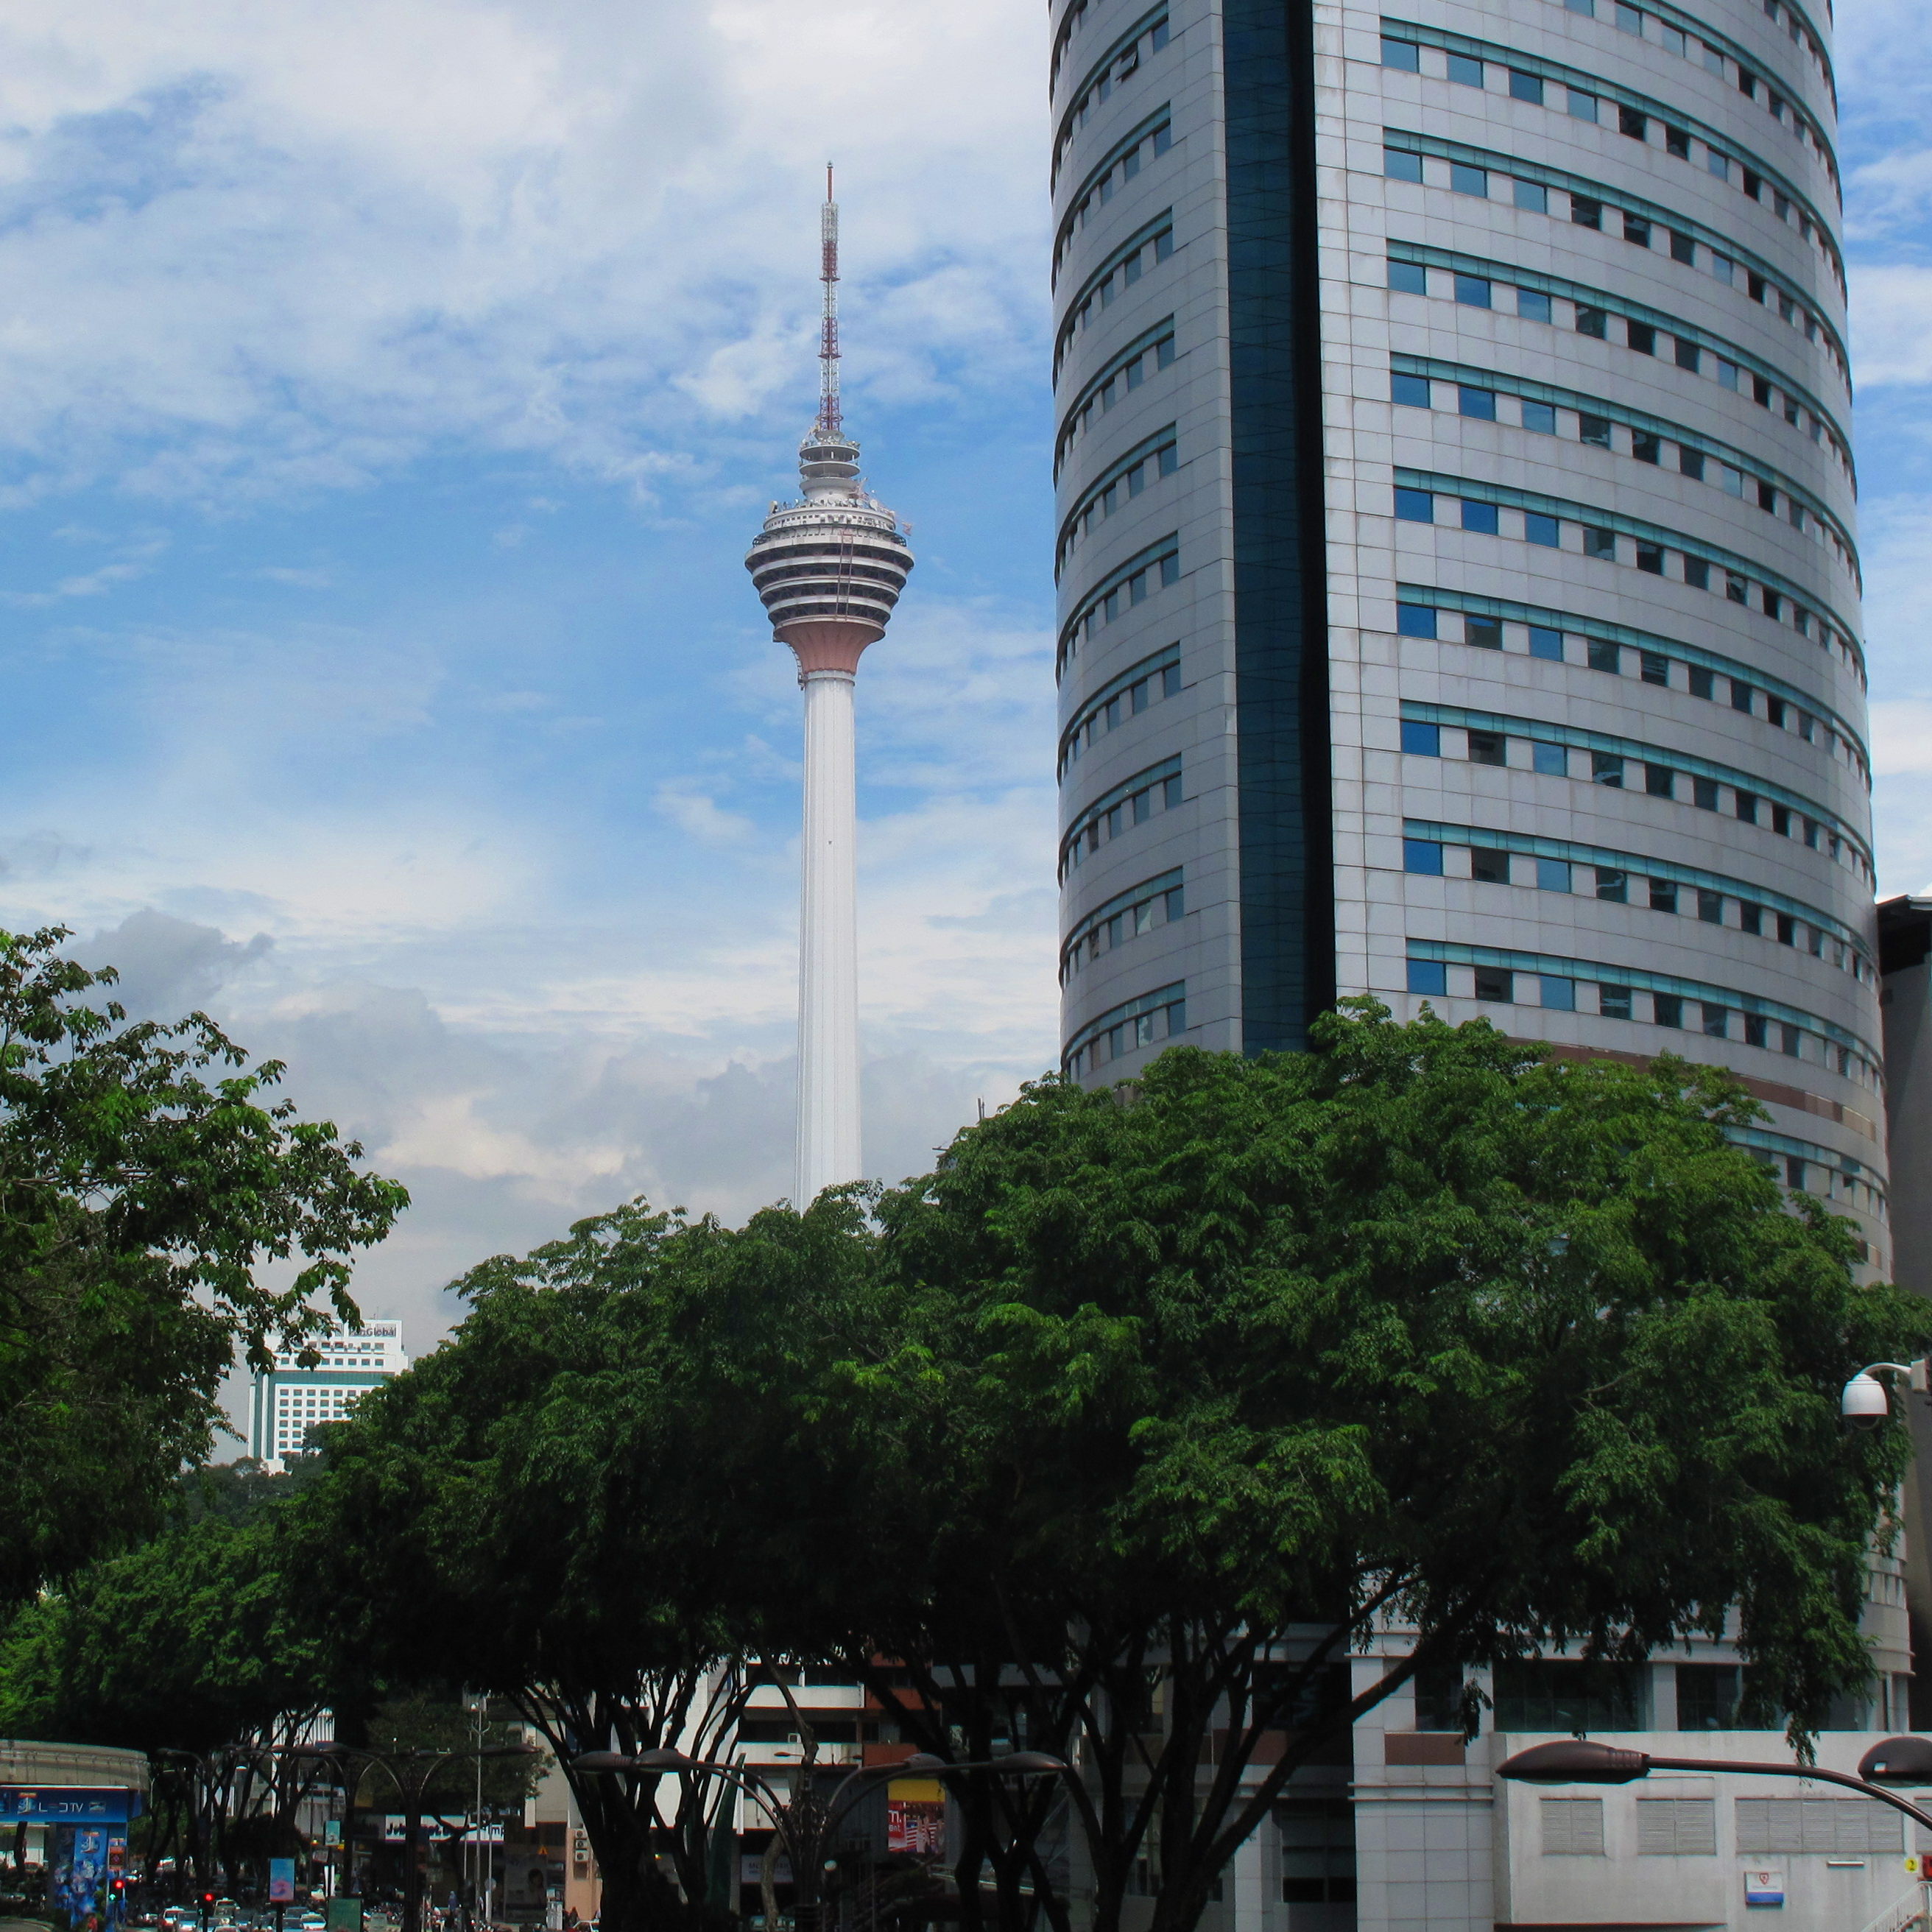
1409,960 -> 1448,995
1498,1663 -> 1645,1732
1637,1799 -> 1716,1855
1381,35 -> 1420,68
1278,1801 -> 1357,1904
1473,967 -> 1513,1003
1404,839 -> 1445,875
1541,1799 -> 1606,1856
1677,1664 -> 1741,1730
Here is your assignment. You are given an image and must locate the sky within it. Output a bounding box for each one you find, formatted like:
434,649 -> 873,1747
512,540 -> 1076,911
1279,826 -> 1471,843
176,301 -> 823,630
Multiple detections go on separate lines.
0,0 -> 1926,1405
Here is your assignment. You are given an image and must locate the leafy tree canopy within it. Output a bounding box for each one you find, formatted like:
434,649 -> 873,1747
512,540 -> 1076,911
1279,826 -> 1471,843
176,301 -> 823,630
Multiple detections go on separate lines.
836,1004 -> 1930,1932
0,926 -> 407,1602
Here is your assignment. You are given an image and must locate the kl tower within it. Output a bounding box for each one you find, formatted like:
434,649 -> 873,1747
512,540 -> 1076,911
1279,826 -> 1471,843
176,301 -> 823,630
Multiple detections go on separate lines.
745,171 -> 913,1205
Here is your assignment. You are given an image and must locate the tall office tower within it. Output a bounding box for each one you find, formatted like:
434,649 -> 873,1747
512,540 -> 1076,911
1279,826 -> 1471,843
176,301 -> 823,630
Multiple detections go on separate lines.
747,177 -> 914,1205
1051,0 -> 1883,1269
1053,10 -> 1899,1932
248,1319 -> 407,1469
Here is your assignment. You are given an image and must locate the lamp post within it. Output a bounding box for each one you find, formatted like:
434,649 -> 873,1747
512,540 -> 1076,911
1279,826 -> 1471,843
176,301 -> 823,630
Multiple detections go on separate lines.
571,1747 -> 1065,1932
1498,1735 -> 1932,1833
289,1741 -> 537,1932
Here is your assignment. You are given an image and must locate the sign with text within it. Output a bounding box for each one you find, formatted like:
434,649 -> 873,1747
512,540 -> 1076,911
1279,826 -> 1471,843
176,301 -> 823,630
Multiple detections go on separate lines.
0,1787 -> 136,1825
1744,1868 -> 1786,1908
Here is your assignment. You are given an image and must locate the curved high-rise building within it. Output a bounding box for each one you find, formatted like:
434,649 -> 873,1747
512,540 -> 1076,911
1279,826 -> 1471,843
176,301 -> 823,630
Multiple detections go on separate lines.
747,180 -> 914,1205
1051,0 -> 1883,1267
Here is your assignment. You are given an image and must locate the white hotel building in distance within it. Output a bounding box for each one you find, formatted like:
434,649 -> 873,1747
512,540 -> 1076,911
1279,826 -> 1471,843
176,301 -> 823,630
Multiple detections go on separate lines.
1048,0 -> 1911,1927
248,1319 -> 408,1470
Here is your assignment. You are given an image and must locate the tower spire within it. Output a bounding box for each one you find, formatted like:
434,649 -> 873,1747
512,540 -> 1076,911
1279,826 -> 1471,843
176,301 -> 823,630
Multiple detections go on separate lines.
817,163 -> 841,437
744,177 -> 914,1205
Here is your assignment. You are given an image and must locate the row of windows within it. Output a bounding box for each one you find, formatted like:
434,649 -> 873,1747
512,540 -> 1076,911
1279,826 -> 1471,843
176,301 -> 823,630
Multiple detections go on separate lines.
1381,138 -> 1844,385
1058,436 -> 1180,573
1061,760 -> 1183,877
1391,482 -> 1858,679
1389,370 -> 1855,582
1060,648 -> 1182,775
1381,36 -> 1840,287
1057,325 -> 1176,473
1059,223 -> 1176,373
1403,839 -> 1869,983
1062,877 -> 1185,981
1403,957 -> 1880,1104
1054,10 -> 1170,180
1056,119 -> 1174,281
1406,813 -> 1868,965
1059,543 -> 1182,677
1386,250 -> 1850,481
1063,981 -> 1187,1078
1548,0 -> 1838,140
1392,602 -> 1867,785
1399,709 -> 1871,883
1540,1796 -> 1899,1858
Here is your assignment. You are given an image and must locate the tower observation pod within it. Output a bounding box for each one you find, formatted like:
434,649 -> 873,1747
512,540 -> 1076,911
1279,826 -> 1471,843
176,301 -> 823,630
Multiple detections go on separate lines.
744,171 -> 913,1206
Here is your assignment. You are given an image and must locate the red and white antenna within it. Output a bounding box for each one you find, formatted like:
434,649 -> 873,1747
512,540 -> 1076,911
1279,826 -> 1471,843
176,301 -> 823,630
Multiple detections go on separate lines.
817,163 -> 842,437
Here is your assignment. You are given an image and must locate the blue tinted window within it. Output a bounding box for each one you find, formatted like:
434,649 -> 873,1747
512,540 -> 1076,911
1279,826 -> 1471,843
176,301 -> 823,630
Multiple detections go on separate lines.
1569,90 -> 1598,120
1514,180 -> 1548,213
1531,741 -> 1567,775
1447,52 -> 1484,85
1404,839 -> 1445,875
1454,275 -> 1492,307
1408,960 -> 1449,995
1459,387 -> 1497,420
1392,372 -> 1432,406
1522,401 -> 1556,433
1509,70 -> 1543,102
1461,500 -> 1500,534
1526,512 -> 1561,546
1389,260 -> 1428,294
1381,36 -> 1420,68
1401,720 -> 1442,755
1385,149 -> 1425,182
1540,976 -> 1576,1012
1528,625 -> 1564,660
1536,858 -> 1572,892
1397,604 -> 1439,636
1517,289 -> 1552,322
1450,162 -> 1489,197
1395,487 -> 1435,522
1158,554 -> 1180,586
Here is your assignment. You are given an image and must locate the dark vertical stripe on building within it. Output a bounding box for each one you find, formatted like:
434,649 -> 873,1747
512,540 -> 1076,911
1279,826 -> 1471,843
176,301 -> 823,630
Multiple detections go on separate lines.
1223,0 -> 1336,1052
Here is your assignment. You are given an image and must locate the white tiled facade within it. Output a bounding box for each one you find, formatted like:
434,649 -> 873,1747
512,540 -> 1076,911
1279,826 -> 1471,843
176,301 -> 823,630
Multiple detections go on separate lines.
1051,0 -> 1886,1266
247,1319 -> 408,1469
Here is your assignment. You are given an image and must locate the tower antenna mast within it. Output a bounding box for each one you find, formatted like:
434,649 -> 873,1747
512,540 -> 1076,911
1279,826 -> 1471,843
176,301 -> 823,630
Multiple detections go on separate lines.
818,163 -> 841,437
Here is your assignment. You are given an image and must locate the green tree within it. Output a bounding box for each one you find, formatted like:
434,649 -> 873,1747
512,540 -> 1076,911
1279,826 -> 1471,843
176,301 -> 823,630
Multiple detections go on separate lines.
0,1506 -> 337,1888
836,1005 -> 1929,1932
0,926 -> 406,1602
291,1197 -> 887,1932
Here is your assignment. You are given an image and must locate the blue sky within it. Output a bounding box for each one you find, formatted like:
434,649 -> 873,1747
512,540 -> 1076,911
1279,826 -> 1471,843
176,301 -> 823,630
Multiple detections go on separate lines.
0,0 -> 1925,1375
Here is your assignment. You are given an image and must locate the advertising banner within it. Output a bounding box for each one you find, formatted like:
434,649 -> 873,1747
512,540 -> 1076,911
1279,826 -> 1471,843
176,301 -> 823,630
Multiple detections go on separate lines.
884,1779 -> 946,1858
0,1788 -> 135,1825
269,1858 -> 297,1903
53,1824 -> 109,1920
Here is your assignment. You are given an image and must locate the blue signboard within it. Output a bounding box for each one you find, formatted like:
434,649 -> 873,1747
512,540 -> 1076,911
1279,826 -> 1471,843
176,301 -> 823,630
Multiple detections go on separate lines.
0,1787 -> 139,1825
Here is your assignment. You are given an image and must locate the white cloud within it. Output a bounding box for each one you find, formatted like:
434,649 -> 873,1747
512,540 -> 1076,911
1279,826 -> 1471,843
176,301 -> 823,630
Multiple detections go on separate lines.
1850,267 -> 1932,389
0,0 -> 1047,506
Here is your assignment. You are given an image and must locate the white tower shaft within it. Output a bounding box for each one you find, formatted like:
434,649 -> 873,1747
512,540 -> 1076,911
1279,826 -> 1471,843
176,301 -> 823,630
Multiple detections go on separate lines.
796,668 -> 861,1202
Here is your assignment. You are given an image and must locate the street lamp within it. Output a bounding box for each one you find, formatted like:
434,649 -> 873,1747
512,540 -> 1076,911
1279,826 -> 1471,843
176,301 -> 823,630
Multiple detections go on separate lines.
569,1746 -> 1065,1930
290,1740 -> 538,1932
1498,1737 -> 1932,1833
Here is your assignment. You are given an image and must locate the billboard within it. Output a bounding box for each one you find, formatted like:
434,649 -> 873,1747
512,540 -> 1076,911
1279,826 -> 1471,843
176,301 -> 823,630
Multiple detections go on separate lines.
269,1860 -> 297,1903
885,1779 -> 946,1858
